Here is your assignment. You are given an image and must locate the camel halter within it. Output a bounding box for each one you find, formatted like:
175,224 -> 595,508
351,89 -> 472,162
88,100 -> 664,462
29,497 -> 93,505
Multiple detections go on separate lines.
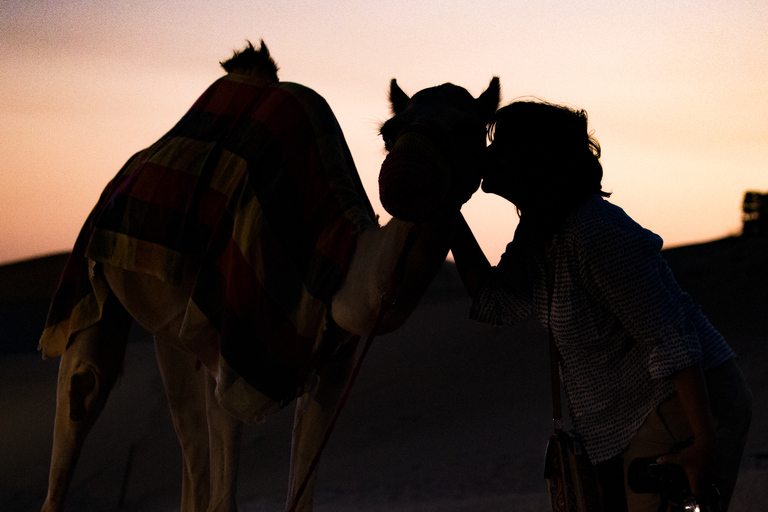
288,224 -> 420,512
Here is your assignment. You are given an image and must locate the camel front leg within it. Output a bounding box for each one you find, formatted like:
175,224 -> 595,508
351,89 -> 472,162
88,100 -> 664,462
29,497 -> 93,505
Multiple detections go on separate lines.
287,348 -> 357,512
42,294 -> 131,512
205,371 -> 243,512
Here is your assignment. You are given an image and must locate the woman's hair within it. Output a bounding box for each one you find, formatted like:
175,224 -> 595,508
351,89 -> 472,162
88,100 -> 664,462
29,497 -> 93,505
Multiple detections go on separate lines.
488,99 -> 610,200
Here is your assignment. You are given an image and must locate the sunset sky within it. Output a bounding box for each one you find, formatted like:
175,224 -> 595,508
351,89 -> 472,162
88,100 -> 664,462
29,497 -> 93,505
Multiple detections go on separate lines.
2,0 -> 767,265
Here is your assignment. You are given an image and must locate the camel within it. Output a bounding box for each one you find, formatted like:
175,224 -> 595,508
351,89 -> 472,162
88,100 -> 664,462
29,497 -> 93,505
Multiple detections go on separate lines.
39,41 -> 500,512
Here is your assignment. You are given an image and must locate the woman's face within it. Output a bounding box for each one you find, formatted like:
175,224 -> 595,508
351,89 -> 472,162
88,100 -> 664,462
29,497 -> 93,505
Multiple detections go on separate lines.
481,138 -> 533,209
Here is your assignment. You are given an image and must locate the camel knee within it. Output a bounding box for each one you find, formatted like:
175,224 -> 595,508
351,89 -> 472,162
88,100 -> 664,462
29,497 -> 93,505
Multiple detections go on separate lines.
67,364 -> 110,422
58,341 -> 126,425
68,367 -> 96,421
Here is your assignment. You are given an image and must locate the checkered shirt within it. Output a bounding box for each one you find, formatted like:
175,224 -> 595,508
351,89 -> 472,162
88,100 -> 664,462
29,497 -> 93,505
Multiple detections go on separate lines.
470,194 -> 735,463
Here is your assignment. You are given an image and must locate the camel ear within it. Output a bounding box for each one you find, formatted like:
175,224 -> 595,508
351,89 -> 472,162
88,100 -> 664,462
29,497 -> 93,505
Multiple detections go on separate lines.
476,77 -> 500,123
389,79 -> 410,115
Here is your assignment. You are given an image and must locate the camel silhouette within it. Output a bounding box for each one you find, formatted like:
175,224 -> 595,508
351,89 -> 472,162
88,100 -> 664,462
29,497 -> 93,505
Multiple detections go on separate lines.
39,40 -> 500,512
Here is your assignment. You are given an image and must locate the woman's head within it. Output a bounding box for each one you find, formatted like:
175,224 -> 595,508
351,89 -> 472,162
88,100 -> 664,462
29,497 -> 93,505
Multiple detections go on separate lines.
482,100 -> 609,213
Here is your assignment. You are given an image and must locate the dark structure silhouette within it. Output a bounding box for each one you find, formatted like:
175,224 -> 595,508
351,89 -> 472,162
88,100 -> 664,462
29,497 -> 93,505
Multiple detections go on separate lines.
742,191 -> 768,237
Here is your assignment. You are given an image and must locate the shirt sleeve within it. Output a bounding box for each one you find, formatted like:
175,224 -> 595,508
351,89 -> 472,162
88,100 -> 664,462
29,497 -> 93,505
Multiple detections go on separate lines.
573,214 -> 702,379
469,224 -> 536,326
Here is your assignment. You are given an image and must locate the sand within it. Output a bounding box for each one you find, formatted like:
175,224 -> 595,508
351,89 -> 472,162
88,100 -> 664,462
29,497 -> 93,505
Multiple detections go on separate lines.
1,239 -> 766,511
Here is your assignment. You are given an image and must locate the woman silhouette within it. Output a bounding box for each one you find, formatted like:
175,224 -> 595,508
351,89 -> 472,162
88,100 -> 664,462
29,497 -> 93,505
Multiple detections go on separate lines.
452,100 -> 752,511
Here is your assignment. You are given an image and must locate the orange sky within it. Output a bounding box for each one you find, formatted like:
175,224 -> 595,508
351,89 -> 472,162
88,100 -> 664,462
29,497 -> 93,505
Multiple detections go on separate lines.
2,0 -> 767,265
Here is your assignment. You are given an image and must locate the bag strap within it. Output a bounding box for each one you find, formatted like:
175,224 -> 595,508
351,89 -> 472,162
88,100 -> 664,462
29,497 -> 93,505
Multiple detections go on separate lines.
545,242 -> 563,434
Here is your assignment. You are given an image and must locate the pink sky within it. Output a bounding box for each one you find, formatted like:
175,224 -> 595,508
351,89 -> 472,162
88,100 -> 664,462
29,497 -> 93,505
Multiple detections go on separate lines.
2,0 -> 767,265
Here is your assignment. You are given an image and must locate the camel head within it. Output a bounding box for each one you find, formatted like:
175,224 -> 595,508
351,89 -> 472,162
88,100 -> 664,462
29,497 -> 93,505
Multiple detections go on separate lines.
378,77 -> 500,222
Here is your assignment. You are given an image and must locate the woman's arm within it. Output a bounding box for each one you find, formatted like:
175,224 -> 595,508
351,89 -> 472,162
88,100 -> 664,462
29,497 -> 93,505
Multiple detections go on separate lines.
455,213 -> 536,326
451,213 -> 491,298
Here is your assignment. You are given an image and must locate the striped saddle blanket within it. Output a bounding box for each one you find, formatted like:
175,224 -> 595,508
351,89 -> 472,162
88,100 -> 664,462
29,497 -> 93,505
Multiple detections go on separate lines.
40,73 -> 376,420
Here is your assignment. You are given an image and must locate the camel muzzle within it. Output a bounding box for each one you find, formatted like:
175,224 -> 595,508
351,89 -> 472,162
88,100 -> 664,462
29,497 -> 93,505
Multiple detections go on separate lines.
378,125 -> 453,222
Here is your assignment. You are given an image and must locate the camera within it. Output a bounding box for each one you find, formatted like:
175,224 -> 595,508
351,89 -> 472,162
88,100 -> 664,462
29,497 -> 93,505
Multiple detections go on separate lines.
627,458 -> 721,512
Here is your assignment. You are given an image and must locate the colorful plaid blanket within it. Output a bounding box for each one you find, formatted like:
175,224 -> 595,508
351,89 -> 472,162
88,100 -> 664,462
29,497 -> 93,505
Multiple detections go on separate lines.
40,73 -> 376,416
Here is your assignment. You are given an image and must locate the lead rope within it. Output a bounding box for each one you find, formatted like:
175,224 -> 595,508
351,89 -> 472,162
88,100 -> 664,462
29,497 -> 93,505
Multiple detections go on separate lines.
287,225 -> 420,512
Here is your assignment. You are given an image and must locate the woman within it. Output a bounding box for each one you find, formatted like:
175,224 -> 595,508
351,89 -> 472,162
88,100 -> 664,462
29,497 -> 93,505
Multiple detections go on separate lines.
452,100 -> 752,511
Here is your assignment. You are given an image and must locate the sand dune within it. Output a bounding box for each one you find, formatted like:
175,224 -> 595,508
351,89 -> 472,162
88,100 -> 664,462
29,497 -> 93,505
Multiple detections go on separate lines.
1,238 -> 766,511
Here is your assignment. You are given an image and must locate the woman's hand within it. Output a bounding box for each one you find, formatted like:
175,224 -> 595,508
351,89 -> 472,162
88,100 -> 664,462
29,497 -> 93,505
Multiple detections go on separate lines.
656,437 -> 714,498
661,364 -> 722,506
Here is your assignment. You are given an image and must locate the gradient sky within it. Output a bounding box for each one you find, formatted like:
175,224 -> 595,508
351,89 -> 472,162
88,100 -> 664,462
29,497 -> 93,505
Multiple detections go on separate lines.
2,0 -> 767,265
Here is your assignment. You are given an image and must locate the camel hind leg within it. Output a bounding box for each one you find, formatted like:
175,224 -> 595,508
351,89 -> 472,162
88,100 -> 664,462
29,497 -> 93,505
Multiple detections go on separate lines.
154,340 -> 212,512
41,293 -> 132,512
154,340 -> 242,512
205,365 -> 243,512
105,262 -> 241,512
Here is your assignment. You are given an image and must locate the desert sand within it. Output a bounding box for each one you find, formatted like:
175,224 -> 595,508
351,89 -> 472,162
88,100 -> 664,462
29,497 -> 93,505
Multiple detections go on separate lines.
1,237 -> 766,511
